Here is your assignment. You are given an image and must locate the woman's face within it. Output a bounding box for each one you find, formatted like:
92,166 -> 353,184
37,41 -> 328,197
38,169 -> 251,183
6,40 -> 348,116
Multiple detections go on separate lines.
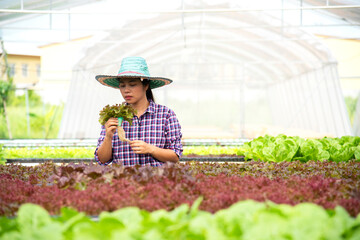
119,78 -> 148,104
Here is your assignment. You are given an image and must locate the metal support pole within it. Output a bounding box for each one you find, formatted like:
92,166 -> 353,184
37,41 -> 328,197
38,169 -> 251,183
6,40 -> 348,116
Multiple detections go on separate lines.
281,0 -> 284,36
25,88 -> 31,137
300,0 -> 303,26
68,8 -> 71,40
49,0 -> 52,29
43,99 -> 46,138
163,64 -> 168,106
323,66 -> 339,136
315,68 -> 329,134
239,64 -> 245,138
283,81 -> 294,128
181,0 -> 186,48
331,63 -> 352,135
3,5 -> 360,14
295,74 -> 310,130
305,72 -> 320,132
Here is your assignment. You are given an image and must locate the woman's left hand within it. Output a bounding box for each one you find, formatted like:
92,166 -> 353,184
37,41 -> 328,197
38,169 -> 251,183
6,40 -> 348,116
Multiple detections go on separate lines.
129,140 -> 156,155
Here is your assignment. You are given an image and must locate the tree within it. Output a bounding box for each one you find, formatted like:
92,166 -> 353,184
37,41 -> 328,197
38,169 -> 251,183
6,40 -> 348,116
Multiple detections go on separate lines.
0,39 -> 14,139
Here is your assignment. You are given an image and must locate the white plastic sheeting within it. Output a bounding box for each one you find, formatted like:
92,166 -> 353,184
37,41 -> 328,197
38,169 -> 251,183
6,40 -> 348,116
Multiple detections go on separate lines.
354,93 -> 360,136
58,4 -> 353,139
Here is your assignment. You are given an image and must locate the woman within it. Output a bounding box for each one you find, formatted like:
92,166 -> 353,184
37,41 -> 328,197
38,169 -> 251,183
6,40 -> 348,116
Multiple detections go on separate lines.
94,56 -> 183,166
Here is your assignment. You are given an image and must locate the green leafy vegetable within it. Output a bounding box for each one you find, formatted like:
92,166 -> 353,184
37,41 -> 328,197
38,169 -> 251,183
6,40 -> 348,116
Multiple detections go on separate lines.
4,147 -> 94,159
3,135 -> 360,162
241,135 -> 360,162
294,139 -> 330,162
4,146 -> 241,159
98,103 -> 137,126
241,135 -> 301,162
355,146 -> 360,160
8,203 -> 63,240
1,200 -> 359,240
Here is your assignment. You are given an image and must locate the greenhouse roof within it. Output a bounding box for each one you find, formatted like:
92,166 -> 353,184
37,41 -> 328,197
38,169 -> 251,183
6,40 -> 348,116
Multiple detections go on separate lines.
0,0 -> 359,44
0,0 -> 99,24
0,0 -> 358,138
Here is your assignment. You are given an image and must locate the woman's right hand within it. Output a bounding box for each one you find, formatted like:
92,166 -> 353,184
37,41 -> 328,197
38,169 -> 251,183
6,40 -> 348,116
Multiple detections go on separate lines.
104,117 -> 118,139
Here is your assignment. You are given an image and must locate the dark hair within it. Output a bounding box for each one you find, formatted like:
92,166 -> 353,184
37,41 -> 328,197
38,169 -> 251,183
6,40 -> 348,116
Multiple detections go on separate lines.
142,79 -> 155,102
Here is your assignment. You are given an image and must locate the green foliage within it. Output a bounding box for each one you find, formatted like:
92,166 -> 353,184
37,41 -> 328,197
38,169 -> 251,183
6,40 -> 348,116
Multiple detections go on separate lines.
8,90 -> 42,107
240,134 -> 301,162
4,146 -> 241,159
4,147 -> 94,159
1,200 -> 359,240
0,204 -> 63,240
0,78 -> 14,138
319,136 -> 360,162
240,135 -> 360,162
182,146 -> 239,156
0,96 -> 63,139
345,96 -> 358,125
295,139 -> 330,162
0,144 -> 5,165
99,103 -> 137,126
3,135 -> 360,162
0,79 -> 13,109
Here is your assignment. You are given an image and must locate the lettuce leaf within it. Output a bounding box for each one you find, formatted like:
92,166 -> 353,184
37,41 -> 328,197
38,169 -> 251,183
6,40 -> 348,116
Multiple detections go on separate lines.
242,135 -> 359,162
355,146 -> 360,160
296,139 -> 330,162
243,135 -> 300,162
2,200 -> 360,239
3,204 -> 63,240
98,103 -> 137,126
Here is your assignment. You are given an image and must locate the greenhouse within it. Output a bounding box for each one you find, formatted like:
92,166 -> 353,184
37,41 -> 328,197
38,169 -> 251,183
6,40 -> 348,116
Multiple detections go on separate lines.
0,0 -> 359,139
0,0 -> 360,239
60,3 -> 353,139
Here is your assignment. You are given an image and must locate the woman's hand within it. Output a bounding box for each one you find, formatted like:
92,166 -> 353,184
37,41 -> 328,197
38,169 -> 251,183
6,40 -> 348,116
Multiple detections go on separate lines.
104,118 -> 118,139
129,140 -> 155,155
130,140 -> 179,163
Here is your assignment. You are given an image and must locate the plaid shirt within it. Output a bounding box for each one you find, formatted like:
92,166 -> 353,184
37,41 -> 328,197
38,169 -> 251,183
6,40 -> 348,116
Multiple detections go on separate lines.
94,100 -> 183,166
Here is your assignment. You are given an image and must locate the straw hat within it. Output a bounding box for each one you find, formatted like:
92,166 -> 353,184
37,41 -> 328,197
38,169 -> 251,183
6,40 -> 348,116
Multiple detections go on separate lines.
95,57 -> 173,89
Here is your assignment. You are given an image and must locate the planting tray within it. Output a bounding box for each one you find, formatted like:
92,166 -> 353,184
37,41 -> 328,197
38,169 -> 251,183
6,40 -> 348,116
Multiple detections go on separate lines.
5,156 -> 245,164
0,138 -> 249,148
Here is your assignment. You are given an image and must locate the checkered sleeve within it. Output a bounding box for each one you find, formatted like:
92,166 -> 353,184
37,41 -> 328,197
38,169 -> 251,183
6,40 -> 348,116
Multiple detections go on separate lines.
164,109 -> 183,157
94,125 -> 113,165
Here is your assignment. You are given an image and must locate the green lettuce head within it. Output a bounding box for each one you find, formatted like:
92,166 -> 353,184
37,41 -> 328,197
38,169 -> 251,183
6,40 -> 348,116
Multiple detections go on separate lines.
99,103 -> 137,126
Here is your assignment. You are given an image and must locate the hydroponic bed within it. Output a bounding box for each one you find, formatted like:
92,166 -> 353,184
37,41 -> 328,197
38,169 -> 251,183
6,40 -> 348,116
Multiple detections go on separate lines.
1,160 -> 360,216
1,161 -> 360,239
0,135 -> 359,239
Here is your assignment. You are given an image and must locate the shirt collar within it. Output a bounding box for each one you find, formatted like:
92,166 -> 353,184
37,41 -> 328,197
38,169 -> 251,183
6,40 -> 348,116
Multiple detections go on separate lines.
145,100 -> 156,115
125,99 -> 156,116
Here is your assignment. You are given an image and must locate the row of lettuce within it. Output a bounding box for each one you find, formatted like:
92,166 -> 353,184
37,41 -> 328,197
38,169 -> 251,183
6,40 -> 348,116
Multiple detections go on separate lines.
1,160 -> 360,239
1,161 -> 359,216
1,135 -> 360,164
1,200 -> 359,240
240,134 -> 360,162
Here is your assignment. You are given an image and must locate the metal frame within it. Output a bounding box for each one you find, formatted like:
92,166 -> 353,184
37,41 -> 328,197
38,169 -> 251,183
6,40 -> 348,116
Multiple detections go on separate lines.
1,4 -> 360,14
